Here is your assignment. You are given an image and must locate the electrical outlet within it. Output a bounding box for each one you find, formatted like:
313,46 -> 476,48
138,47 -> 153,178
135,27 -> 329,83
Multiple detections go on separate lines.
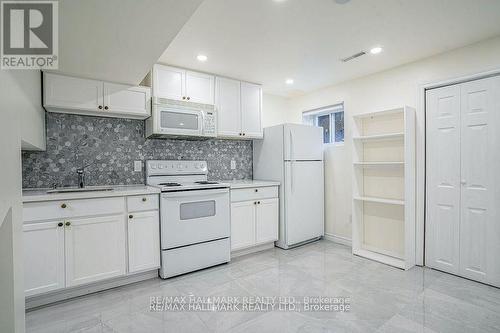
134,161 -> 142,172
230,160 -> 236,170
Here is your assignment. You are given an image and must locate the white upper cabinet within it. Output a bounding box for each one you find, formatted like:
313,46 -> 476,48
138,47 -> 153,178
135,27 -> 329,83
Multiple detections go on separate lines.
185,70 -> 215,104
215,77 -> 241,137
44,73 -> 103,112
152,64 -> 185,101
215,78 -> 263,139
241,82 -> 263,138
152,64 -> 215,104
104,82 -> 151,118
43,73 -> 151,119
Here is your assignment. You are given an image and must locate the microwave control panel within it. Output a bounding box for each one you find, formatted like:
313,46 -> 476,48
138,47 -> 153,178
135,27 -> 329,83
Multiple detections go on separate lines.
203,111 -> 217,137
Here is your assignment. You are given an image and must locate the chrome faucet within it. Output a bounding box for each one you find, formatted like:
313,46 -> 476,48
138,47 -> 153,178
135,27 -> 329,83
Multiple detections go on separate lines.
76,164 -> 91,188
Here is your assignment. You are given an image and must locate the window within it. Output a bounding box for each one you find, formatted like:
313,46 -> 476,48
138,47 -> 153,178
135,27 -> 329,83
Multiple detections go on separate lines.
302,103 -> 344,144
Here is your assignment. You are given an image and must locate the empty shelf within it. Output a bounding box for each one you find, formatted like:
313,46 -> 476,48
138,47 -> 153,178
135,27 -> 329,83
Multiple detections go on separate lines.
353,248 -> 406,269
353,196 -> 404,205
353,162 -> 404,167
353,108 -> 405,119
352,133 -> 404,142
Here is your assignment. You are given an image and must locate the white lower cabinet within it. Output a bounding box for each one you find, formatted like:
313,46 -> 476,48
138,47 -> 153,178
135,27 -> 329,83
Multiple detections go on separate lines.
230,186 -> 279,252
255,198 -> 279,244
23,193 -> 160,297
24,221 -> 65,297
231,201 -> 256,250
65,215 -> 126,287
127,210 -> 160,273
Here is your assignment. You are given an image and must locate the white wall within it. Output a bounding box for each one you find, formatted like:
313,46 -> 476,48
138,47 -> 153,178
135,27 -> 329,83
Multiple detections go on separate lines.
0,72 -> 26,332
7,71 -> 46,151
262,93 -> 291,127
288,36 -> 500,242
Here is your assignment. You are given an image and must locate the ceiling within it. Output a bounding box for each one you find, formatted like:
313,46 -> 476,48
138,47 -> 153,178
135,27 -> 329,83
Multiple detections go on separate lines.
159,0 -> 500,96
57,0 -> 202,85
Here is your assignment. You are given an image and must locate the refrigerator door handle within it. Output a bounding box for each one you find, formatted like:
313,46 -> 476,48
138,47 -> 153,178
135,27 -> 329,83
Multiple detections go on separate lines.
290,161 -> 294,192
289,130 -> 293,161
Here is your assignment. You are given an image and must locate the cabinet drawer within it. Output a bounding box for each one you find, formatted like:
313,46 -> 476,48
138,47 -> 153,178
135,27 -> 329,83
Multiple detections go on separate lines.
23,197 -> 125,222
231,186 -> 278,202
127,194 -> 159,212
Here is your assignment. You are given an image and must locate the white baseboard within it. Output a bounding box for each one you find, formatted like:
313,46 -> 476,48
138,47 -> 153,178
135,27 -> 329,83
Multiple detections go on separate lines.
324,233 -> 352,247
231,242 -> 275,258
26,270 -> 159,310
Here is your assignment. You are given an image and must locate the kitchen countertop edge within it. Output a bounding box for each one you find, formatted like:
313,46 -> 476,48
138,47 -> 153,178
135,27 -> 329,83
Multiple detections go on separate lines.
223,180 -> 281,189
22,185 -> 161,203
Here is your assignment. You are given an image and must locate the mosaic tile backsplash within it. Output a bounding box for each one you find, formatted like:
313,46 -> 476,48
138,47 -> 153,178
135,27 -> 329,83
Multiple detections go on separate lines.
22,113 -> 253,188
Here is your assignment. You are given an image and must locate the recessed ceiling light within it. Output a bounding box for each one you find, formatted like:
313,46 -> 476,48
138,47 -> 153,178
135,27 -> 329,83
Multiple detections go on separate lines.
370,47 -> 383,55
197,54 -> 208,62
285,79 -> 294,85
334,0 -> 350,4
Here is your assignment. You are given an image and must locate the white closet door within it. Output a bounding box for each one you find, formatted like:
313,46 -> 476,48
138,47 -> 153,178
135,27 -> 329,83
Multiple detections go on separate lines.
426,76 -> 500,288
425,84 -> 461,274
459,77 -> 499,285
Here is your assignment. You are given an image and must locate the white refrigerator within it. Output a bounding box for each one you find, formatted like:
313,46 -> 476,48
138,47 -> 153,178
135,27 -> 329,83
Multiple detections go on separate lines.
253,123 -> 324,249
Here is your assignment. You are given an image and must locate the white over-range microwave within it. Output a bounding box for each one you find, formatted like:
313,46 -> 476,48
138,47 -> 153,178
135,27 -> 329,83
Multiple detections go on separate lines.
145,97 -> 217,139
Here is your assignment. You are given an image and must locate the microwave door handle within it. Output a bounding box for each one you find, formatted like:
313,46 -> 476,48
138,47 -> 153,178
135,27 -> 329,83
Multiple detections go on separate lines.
200,111 -> 205,135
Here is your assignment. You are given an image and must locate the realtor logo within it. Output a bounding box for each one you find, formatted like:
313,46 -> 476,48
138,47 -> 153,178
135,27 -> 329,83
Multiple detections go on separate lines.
1,0 -> 58,69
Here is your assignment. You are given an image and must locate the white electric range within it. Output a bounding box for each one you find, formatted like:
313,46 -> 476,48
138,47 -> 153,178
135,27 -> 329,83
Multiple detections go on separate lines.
146,160 -> 230,278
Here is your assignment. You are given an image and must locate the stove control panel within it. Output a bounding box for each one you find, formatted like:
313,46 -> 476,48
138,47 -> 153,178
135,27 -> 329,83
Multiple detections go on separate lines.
146,160 -> 208,176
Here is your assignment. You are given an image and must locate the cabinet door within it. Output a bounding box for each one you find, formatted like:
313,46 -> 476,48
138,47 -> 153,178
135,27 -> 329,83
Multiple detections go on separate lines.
459,77 -> 499,286
152,64 -> 185,101
215,77 -> 241,137
230,201 -> 256,251
65,215 -> 126,287
23,221 -> 65,296
241,82 -> 262,138
185,70 -> 215,104
425,85 -> 461,275
127,211 -> 160,273
103,83 -> 151,118
255,198 -> 279,244
44,73 -> 103,111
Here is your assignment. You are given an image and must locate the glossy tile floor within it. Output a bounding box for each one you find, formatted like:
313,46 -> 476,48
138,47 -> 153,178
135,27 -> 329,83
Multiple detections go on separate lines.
26,240 -> 500,333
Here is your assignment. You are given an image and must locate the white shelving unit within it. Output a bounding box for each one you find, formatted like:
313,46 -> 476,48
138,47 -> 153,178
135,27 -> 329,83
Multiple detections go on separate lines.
352,106 -> 415,270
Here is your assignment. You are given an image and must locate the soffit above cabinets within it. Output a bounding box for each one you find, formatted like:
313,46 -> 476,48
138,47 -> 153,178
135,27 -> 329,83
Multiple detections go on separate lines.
55,0 -> 203,85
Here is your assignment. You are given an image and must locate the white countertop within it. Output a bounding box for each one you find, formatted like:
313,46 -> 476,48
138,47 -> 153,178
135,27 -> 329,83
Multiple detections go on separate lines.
222,180 -> 280,189
22,185 -> 160,203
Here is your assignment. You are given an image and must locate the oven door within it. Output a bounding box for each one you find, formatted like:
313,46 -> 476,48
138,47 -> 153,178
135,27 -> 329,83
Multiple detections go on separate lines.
160,188 -> 230,249
156,105 -> 203,136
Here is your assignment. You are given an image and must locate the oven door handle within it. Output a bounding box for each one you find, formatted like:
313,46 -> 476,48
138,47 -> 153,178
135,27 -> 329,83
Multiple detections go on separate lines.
162,188 -> 229,198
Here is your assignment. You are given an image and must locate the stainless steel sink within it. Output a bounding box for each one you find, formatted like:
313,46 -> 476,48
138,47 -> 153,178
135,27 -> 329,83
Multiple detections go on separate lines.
46,186 -> 114,194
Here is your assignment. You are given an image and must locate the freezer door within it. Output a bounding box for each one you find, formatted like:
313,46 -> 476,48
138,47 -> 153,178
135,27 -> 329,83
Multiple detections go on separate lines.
284,124 -> 323,161
284,161 -> 324,245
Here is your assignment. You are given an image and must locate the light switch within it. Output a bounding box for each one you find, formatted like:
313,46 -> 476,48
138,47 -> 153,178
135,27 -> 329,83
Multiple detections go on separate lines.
134,161 -> 142,172
230,160 -> 236,170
